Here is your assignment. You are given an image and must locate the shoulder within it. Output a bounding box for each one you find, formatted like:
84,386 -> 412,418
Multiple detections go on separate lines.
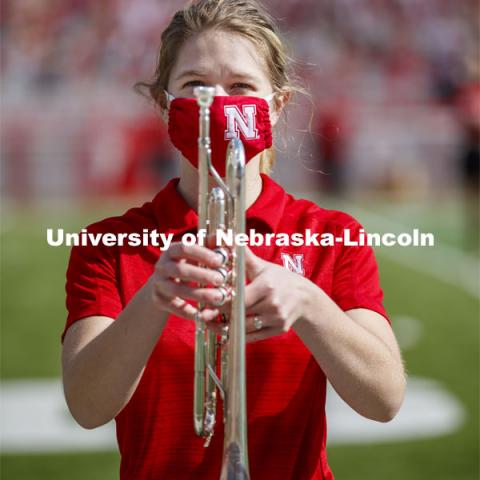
263,174 -> 362,233
66,199 -> 158,266
82,199 -> 157,236
81,177 -> 182,236
282,194 -> 363,233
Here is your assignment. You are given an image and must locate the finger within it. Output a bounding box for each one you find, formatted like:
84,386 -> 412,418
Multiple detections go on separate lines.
246,297 -> 293,332
153,291 -> 219,321
245,314 -> 269,334
199,301 -> 230,317
244,246 -> 264,280
170,296 -> 196,314
172,304 -> 220,321
246,327 -> 279,343
196,308 -> 221,322
156,278 -> 226,305
161,260 -> 224,286
168,243 -> 223,268
244,277 -> 268,310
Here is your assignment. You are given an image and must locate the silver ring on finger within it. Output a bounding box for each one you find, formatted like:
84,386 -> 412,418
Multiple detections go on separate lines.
253,315 -> 263,331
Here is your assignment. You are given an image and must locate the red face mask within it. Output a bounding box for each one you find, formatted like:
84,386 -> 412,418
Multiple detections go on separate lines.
166,94 -> 273,177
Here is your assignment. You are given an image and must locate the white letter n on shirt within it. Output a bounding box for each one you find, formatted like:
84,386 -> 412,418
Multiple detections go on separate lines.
281,253 -> 305,276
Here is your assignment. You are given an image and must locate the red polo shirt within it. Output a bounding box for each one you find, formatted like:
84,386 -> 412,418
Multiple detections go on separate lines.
63,174 -> 389,480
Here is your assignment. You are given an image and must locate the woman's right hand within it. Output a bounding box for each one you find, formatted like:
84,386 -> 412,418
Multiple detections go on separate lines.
149,242 -> 226,321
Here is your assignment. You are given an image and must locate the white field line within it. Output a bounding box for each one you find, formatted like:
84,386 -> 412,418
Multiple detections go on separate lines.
0,377 -> 465,453
338,204 -> 480,299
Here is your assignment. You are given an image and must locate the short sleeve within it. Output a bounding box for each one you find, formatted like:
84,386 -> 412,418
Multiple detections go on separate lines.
62,229 -> 123,342
331,219 -> 390,323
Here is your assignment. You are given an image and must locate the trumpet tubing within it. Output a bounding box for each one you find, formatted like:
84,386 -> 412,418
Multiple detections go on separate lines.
193,86 -> 250,480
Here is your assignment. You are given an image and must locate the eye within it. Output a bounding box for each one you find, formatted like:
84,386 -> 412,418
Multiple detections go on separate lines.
182,80 -> 205,89
230,83 -> 255,93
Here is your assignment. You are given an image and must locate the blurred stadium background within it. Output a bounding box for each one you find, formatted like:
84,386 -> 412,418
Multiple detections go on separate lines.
1,0 -> 479,479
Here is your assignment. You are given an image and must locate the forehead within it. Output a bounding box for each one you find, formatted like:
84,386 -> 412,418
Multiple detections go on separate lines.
169,29 -> 270,85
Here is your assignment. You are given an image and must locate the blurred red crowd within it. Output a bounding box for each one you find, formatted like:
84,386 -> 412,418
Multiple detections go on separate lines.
2,0 -> 477,99
1,0 -> 478,198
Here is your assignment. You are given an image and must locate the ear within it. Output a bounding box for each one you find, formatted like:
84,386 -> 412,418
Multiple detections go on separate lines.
270,90 -> 291,127
160,107 -> 169,124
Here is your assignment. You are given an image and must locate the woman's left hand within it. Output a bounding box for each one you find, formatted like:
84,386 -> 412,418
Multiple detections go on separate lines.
243,247 -> 313,342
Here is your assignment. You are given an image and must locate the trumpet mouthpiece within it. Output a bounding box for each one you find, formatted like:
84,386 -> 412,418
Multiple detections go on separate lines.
194,86 -> 216,107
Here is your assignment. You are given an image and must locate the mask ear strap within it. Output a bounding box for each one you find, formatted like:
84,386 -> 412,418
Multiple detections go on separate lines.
164,90 -> 175,107
264,92 -> 278,112
264,92 -> 276,103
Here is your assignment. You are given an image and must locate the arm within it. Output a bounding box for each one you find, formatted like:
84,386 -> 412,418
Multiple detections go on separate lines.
293,293 -> 406,422
241,248 -> 406,422
62,280 -> 167,429
62,244 -> 224,429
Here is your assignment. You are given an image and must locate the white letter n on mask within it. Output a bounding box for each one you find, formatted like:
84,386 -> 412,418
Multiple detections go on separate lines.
224,104 -> 259,140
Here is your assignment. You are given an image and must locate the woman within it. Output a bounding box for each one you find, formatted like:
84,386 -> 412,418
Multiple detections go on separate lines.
61,1 -> 406,479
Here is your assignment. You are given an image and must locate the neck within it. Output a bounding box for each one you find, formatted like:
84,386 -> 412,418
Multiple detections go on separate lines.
177,156 -> 263,212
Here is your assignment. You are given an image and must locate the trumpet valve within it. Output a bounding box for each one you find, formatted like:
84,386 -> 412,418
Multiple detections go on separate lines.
215,267 -> 230,285
213,287 -> 229,307
214,247 -> 229,266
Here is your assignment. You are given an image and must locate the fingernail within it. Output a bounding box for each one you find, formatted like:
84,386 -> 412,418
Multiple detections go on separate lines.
203,310 -> 219,321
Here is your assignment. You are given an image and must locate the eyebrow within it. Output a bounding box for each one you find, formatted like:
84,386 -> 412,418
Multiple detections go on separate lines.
174,69 -> 262,84
174,69 -> 209,81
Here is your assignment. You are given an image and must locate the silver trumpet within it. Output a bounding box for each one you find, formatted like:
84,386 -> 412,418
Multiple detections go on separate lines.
193,86 -> 250,480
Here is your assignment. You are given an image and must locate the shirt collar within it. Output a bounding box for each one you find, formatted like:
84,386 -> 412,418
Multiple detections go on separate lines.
152,173 -> 289,235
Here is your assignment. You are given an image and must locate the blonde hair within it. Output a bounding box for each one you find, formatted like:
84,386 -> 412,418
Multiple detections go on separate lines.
138,0 -> 300,174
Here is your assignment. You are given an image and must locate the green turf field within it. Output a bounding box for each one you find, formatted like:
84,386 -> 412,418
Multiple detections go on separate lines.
1,196 -> 478,479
